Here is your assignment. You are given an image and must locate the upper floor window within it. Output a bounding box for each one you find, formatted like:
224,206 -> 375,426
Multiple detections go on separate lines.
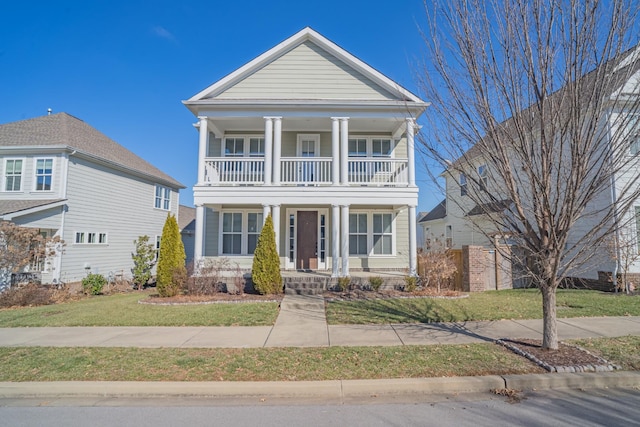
4,159 -> 23,191
154,185 -> 170,210
348,137 -> 394,157
35,158 -> 53,191
459,173 -> 467,196
478,164 -> 488,191
224,136 -> 265,157
627,115 -> 640,155
372,139 -> 392,157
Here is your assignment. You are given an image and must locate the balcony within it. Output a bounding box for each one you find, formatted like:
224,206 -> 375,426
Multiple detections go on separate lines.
202,157 -> 409,186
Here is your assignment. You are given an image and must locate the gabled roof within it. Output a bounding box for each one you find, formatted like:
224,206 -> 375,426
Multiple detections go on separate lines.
419,199 -> 447,222
0,113 -> 184,189
178,205 -> 196,231
185,27 -> 427,107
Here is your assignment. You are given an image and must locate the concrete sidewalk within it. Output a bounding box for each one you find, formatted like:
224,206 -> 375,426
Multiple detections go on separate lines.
0,293 -> 638,348
1,295 -> 639,401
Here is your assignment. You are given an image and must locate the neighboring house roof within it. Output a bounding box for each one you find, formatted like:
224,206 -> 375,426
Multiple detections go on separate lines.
178,205 -> 196,232
0,113 -> 184,189
185,27 -> 428,110
0,199 -> 66,216
452,44 -> 640,166
467,199 -> 512,216
420,199 -> 447,222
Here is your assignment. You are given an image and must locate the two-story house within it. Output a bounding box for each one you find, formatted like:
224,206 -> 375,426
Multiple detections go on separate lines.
185,27 -> 428,278
420,46 -> 640,285
0,112 -> 184,285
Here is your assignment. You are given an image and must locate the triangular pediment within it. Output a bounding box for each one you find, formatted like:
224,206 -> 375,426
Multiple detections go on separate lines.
187,27 -> 424,104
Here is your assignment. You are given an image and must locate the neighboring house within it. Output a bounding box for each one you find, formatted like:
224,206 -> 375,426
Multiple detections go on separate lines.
185,27 -> 428,277
178,205 -> 196,266
0,112 -> 184,285
421,47 -> 640,283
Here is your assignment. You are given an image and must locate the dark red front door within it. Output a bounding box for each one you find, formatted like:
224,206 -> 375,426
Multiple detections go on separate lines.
296,211 -> 318,270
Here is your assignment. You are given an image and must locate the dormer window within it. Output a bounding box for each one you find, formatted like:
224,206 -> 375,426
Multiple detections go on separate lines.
478,164 -> 488,191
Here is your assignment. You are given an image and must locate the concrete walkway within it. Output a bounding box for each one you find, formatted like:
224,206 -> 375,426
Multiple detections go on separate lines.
0,294 -> 639,348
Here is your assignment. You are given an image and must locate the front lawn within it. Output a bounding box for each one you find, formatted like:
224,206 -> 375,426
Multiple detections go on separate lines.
0,291 -> 280,327
326,289 -> 640,325
0,343 -> 544,381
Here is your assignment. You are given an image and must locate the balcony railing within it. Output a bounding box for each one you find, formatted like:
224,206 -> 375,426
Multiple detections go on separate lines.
202,157 -> 408,186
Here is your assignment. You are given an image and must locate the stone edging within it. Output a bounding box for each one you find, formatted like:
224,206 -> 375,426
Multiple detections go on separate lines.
496,339 -> 619,373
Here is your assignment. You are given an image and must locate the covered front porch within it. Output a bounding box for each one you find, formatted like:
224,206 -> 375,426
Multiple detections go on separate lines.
193,202 -> 419,277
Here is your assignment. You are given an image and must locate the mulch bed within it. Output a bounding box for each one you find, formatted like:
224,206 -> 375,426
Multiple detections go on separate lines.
498,338 -> 617,373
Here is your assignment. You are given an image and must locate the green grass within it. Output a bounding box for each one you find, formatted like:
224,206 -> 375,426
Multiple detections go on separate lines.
326,289 -> 640,324
570,336 -> 640,371
0,344 -> 544,382
0,292 -> 280,327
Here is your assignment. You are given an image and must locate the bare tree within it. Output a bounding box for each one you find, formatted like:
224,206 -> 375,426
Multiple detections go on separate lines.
418,0 -> 640,349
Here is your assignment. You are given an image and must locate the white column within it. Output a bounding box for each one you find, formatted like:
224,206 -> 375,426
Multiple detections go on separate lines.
408,205 -> 417,276
263,204 -> 271,223
331,204 -> 340,277
406,118 -> 416,187
340,118 -> 349,185
273,117 -> 282,185
331,118 -> 340,185
341,204 -> 350,276
272,204 -> 281,254
264,118 -> 273,185
197,117 -> 209,184
194,204 -> 205,264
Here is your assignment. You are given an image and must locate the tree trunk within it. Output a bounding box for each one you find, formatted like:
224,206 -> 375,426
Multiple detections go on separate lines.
541,285 -> 558,350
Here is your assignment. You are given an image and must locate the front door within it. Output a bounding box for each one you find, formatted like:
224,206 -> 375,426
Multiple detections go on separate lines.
296,211 -> 318,270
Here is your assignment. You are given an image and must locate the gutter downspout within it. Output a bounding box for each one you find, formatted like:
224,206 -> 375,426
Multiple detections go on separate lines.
54,150 -> 73,284
606,111 -> 621,293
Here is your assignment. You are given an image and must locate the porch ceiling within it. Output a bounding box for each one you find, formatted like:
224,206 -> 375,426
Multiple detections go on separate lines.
205,116 -> 403,134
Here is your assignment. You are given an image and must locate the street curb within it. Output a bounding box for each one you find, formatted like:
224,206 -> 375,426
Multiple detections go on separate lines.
502,371 -> 640,391
0,372 -> 637,400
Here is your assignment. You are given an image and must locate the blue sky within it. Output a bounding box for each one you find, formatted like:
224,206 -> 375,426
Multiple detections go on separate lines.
0,0 -> 441,212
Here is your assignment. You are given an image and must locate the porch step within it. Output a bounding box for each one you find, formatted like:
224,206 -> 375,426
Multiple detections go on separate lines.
283,276 -> 331,295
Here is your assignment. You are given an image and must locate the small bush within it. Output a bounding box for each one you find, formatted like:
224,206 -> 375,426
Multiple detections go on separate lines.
168,266 -> 188,297
404,276 -> 418,293
82,274 -> 106,295
337,276 -> 351,292
0,284 -> 54,307
189,258 -> 244,295
369,276 -> 383,292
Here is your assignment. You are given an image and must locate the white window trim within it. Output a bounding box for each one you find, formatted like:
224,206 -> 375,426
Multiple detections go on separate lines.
347,135 -> 395,158
349,210 -> 396,257
33,157 -> 55,192
296,134 -> 320,157
154,185 -> 171,211
221,134 -> 265,157
3,157 -> 25,193
74,231 -> 108,245
218,209 -> 264,256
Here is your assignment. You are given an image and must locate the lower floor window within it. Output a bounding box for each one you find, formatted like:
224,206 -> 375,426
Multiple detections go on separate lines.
349,212 -> 394,255
75,231 -> 108,245
222,211 -> 263,255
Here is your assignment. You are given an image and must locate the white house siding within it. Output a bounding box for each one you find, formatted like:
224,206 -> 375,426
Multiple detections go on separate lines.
0,153 -> 65,201
216,42 -> 397,101
11,206 -> 63,231
61,156 -> 179,283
